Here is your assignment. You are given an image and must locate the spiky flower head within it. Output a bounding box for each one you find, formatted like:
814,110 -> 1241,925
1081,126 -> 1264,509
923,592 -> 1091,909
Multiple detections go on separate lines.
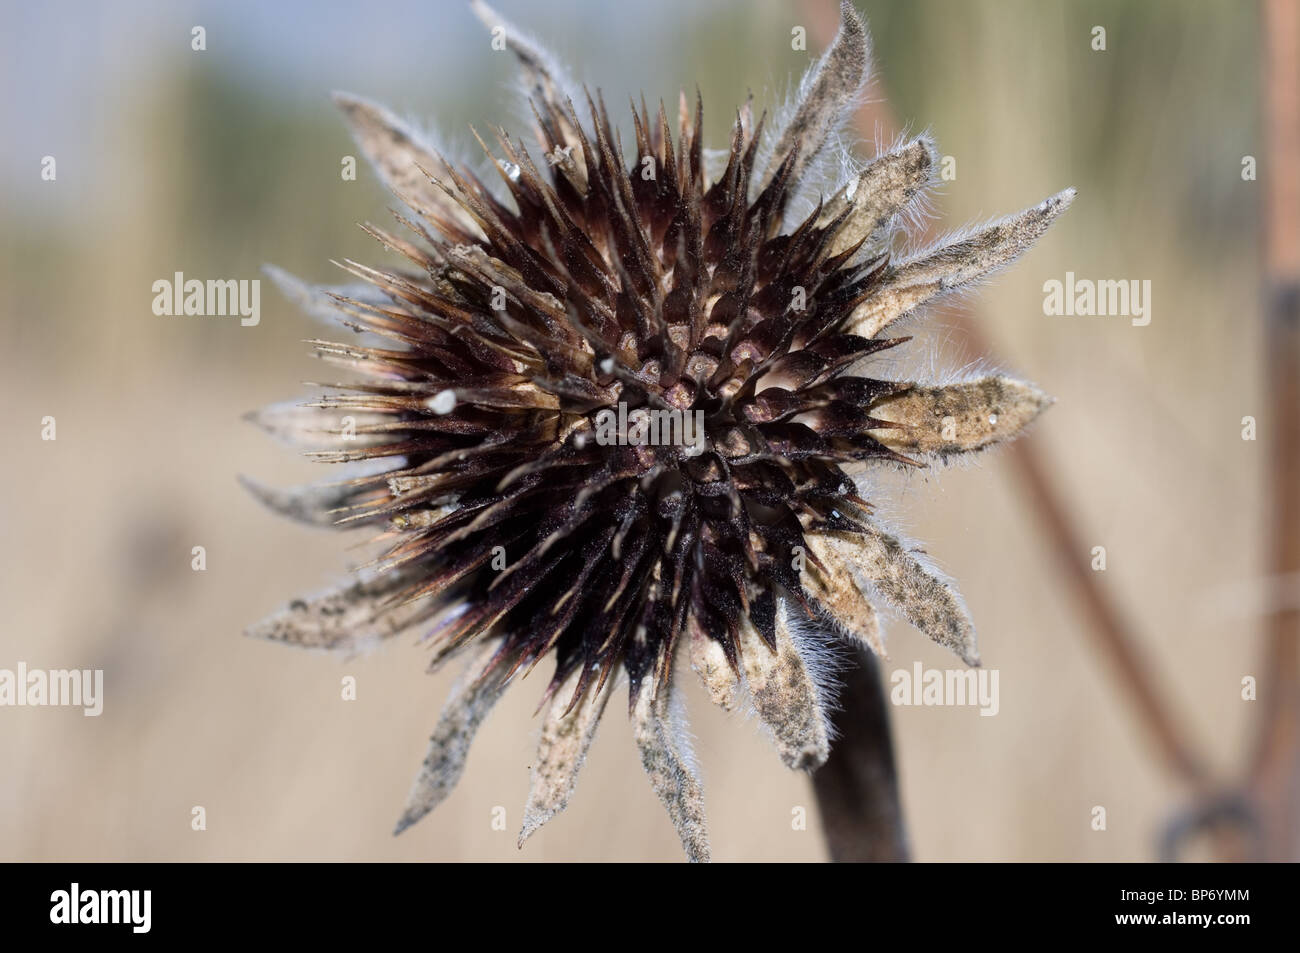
246,0 -> 1071,861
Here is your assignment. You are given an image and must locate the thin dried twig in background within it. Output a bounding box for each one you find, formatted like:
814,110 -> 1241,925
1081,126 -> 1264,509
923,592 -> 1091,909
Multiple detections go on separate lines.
1247,0 -> 1300,862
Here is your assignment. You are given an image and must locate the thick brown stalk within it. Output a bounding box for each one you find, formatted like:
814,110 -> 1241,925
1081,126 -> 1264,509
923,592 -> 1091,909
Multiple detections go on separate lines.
812,645 -> 910,861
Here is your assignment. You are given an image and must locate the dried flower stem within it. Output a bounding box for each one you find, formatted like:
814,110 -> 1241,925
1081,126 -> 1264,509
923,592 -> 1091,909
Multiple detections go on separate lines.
811,643 -> 910,861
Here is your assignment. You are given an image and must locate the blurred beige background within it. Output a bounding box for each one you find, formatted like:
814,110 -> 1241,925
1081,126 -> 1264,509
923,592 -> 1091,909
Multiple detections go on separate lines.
0,0 -> 1269,861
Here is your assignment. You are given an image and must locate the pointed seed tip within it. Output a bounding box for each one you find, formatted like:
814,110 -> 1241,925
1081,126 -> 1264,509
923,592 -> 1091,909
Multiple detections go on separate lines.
263,266 -> 307,300
907,134 -> 937,158
331,91 -> 364,110
1051,187 -> 1078,210
469,0 -> 496,29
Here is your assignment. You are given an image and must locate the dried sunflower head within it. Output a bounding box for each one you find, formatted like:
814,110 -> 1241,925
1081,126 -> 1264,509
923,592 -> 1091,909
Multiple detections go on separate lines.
245,0 -> 1071,862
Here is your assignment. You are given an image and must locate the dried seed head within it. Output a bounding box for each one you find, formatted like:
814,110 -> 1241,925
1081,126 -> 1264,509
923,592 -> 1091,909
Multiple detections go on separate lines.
246,2 -> 1071,860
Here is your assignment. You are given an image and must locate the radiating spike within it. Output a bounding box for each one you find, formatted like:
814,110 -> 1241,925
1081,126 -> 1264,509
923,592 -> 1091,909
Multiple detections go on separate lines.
688,617 -> 739,711
632,682 -> 709,862
243,401 -> 390,452
849,188 -> 1076,338
870,375 -> 1053,458
470,0 -> 587,193
332,92 -> 486,240
817,136 -> 936,257
245,568 -> 435,654
238,466 -> 390,528
517,665 -> 615,847
832,517 -> 979,666
760,1 -> 870,196
262,264 -> 399,335
393,638 -> 507,835
738,606 -> 830,771
803,531 -> 886,657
